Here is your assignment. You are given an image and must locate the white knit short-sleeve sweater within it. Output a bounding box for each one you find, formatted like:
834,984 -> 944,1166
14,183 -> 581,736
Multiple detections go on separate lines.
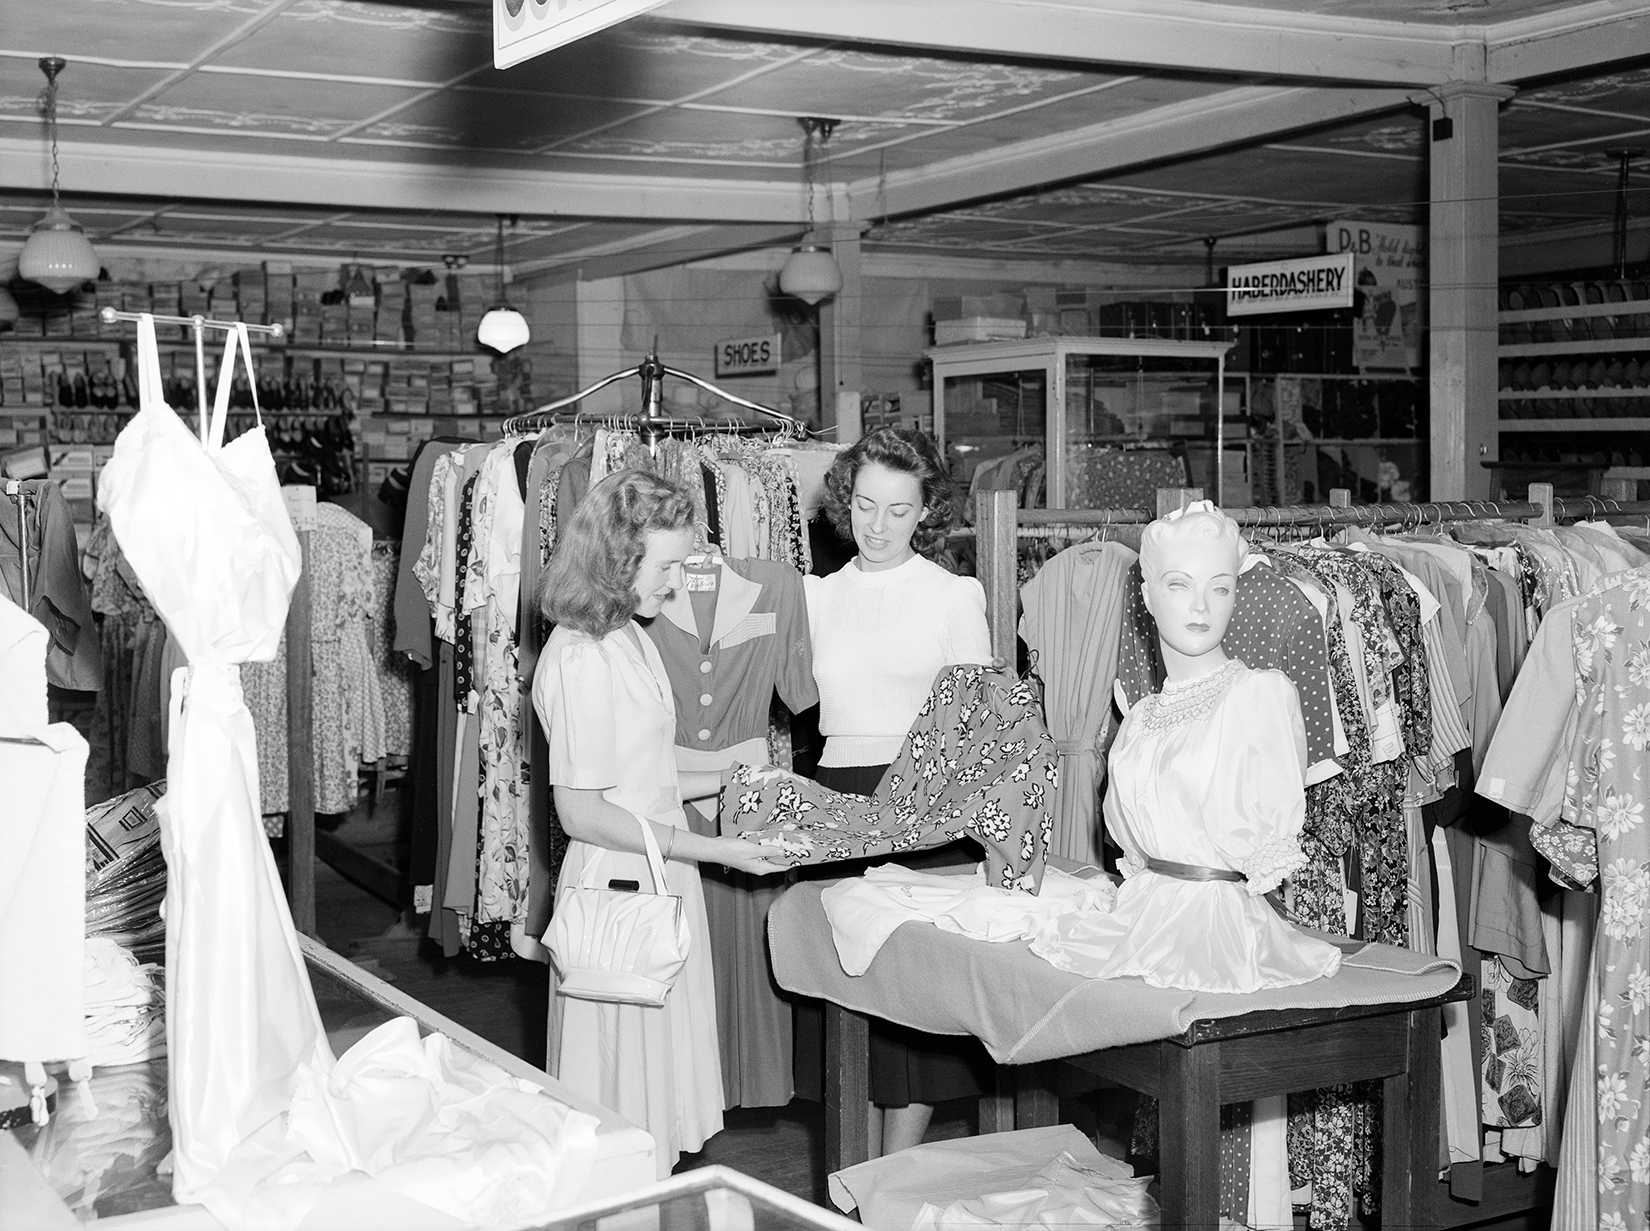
804,553 -> 992,768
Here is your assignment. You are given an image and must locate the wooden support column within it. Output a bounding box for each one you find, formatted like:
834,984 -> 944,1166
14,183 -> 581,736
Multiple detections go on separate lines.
1424,82 -> 1515,500
816,220 -> 866,436
975,489 -> 1018,663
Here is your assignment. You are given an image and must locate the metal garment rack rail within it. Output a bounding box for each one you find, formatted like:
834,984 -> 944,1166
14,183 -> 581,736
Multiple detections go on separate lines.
968,480 -> 1650,665
501,351 -> 809,444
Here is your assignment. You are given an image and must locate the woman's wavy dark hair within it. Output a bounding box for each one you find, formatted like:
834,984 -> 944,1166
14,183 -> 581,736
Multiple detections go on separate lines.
821,427 -> 960,561
539,468 -> 694,637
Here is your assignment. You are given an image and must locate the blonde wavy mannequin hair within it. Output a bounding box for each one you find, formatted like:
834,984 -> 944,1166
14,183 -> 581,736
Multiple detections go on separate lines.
1138,500 -> 1247,582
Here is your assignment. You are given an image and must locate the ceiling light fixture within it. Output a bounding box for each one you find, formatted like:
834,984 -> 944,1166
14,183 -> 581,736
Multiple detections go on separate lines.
18,57 -> 99,295
780,117 -> 843,306
477,215 -> 529,354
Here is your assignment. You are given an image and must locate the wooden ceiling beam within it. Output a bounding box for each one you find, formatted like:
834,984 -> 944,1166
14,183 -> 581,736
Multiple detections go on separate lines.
0,136 -> 808,223
1486,2 -> 1650,84
518,223 -> 803,282
663,0 -> 1470,85
854,84 -> 1416,220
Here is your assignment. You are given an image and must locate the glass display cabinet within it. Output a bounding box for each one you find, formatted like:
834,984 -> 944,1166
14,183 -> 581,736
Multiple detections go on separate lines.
926,337 -> 1241,510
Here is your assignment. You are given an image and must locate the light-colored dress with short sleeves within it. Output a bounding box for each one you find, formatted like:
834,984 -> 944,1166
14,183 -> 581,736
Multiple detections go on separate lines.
533,621 -> 723,1177
1032,660 -> 1342,993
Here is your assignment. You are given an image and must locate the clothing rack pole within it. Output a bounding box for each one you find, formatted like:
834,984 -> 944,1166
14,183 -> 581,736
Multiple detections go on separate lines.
975,489 -> 1019,663
192,318 -> 208,440
5,480 -> 27,611
97,306 -> 286,338
286,521 -> 316,937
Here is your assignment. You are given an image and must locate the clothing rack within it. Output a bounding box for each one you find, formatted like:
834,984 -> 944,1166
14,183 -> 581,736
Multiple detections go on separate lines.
972,479 -> 1650,1228
99,307 -> 285,443
970,482 -> 1650,658
501,350 -> 808,444
96,309 -> 328,934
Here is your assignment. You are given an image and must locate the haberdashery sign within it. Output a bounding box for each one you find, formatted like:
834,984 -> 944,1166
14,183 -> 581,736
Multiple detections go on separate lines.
494,0 -> 670,69
1226,253 -> 1355,316
1331,220 -> 1424,371
714,333 -> 782,378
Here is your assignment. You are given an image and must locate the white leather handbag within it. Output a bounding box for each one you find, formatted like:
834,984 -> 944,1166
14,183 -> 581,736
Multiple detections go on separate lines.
548,813 -> 690,1007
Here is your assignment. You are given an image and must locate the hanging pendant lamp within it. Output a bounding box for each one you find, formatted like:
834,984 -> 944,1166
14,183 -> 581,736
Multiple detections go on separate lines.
19,58 -> 99,295
779,118 -> 842,306
780,245 -> 843,306
477,215 -> 529,354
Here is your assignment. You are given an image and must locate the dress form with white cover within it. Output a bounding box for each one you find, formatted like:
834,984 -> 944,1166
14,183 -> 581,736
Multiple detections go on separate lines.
0,592 -> 90,1123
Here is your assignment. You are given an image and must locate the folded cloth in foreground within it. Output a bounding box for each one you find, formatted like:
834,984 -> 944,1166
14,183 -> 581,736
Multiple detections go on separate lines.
828,1123 -> 1153,1231
723,665 -> 1056,890
822,864 -> 1116,976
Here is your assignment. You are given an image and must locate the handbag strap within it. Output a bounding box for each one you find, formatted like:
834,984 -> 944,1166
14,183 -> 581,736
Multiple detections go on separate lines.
577,811 -> 674,895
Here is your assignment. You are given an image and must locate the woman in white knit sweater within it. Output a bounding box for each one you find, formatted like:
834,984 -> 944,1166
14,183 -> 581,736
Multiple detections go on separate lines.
801,427 -> 994,1157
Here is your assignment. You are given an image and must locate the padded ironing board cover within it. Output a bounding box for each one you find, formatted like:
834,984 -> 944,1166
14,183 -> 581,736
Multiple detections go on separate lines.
96,316 -> 323,1207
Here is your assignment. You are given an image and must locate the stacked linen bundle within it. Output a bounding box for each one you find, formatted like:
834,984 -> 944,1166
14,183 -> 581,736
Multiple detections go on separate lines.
83,937 -> 164,1068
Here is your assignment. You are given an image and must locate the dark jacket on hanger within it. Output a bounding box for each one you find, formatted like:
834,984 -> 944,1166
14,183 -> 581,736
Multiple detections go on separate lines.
1,480 -> 101,691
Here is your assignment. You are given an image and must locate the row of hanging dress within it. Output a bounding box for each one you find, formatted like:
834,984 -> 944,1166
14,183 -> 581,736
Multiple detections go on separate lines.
0,478 -> 101,694
392,420 -> 838,1116
1475,527 -> 1650,1231
217,501 -> 410,828
1015,513 -> 1649,1230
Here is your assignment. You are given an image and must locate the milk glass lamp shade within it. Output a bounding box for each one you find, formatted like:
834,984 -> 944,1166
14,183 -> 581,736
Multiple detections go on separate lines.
779,245 -> 842,305
19,206 -> 99,294
477,306 -> 530,354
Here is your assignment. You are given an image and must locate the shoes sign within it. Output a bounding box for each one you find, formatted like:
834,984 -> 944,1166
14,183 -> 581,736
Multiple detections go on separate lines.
714,334 -> 782,378
494,0 -> 671,68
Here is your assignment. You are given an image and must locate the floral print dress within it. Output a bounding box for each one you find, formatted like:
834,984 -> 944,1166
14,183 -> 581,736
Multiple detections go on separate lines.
1564,567 -> 1650,1227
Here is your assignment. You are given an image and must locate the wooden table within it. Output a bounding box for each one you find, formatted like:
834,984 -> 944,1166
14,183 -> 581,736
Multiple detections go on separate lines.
824,973 -> 1474,1231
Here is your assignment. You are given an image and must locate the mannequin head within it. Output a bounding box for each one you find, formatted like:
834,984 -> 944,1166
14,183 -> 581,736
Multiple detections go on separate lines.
1139,501 -> 1246,680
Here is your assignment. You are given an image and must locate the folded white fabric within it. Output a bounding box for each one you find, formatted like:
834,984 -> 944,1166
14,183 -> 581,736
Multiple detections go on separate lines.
821,864 -> 1117,976
198,1016 -> 603,1229
912,1150 -> 1157,1229
84,937 -> 160,1012
828,1124 -> 1152,1231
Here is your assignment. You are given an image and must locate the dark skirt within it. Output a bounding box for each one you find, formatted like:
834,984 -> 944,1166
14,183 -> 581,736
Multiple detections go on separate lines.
790,762 -> 996,1109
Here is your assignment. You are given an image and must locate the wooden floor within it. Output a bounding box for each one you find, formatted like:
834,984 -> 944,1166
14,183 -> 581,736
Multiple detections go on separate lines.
300,781 -> 1126,1207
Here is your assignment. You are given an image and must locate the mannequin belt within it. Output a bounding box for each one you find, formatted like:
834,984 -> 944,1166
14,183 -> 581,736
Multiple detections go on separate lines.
1144,856 -> 1246,883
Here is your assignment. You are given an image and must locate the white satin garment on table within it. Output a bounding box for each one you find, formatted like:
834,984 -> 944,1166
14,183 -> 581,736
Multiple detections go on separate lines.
820,864 -> 1116,976
97,317 -> 600,1230
1030,664 -> 1342,994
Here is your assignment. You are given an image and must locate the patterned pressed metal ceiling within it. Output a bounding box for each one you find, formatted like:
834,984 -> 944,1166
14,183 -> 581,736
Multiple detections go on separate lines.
0,0 -> 1645,271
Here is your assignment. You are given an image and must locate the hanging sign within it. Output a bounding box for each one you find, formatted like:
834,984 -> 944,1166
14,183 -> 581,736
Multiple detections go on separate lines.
1331,220 -> 1424,372
1226,253 -> 1354,317
714,333 -> 782,378
494,0 -> 670,69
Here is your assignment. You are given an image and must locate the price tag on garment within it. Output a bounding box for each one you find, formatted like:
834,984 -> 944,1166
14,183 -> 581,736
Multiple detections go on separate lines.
686,571 -> 718,592
281,484 -> 318,533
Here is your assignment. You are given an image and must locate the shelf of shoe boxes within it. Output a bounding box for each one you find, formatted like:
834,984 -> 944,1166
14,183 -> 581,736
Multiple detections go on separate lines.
1495,278 -> 1650,478
0,263 -> 513,525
